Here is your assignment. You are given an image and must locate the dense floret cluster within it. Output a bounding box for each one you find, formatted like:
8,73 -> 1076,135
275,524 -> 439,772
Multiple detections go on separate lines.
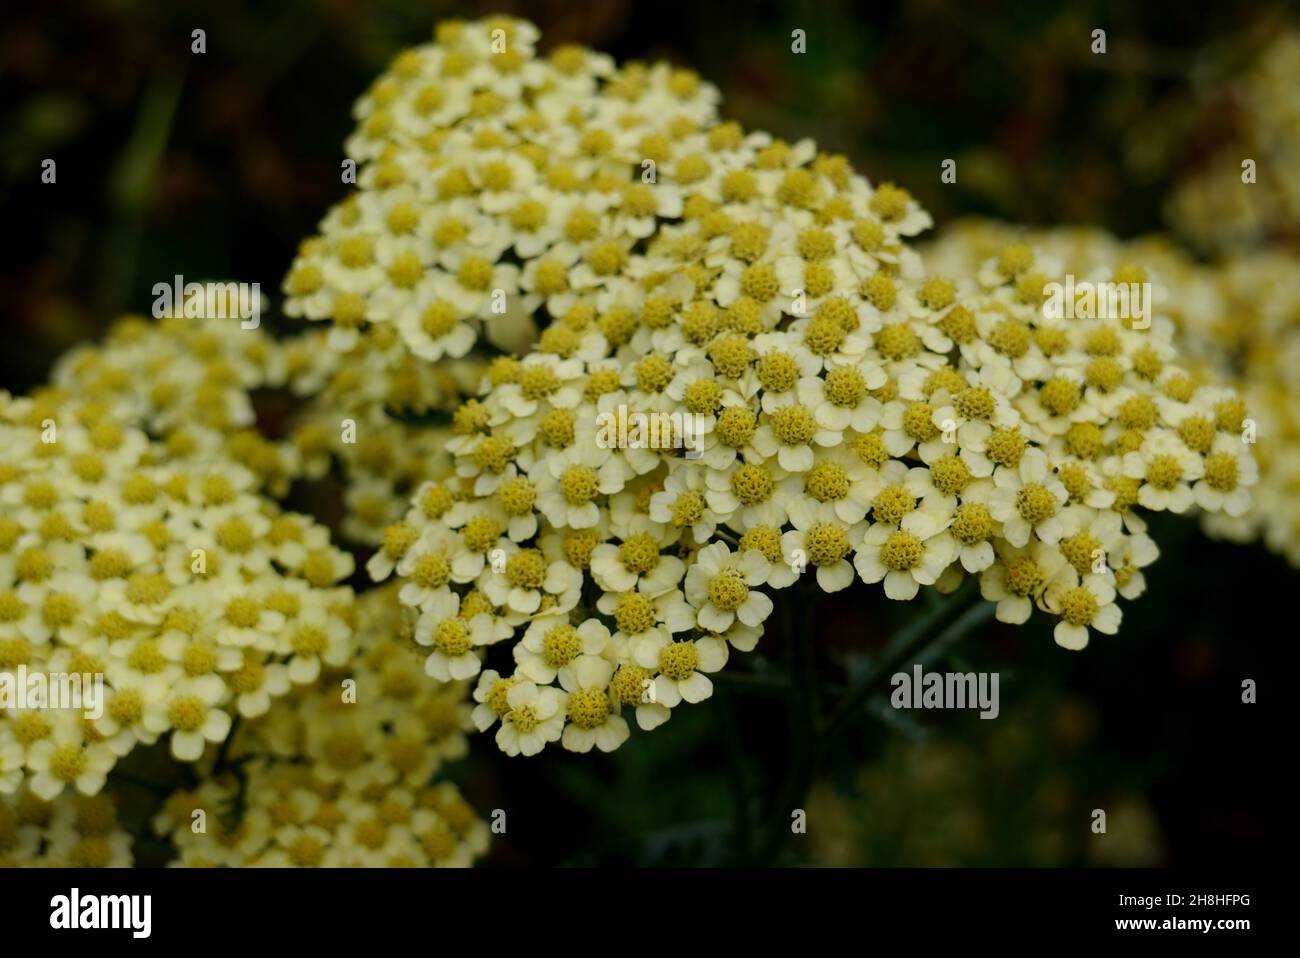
280,17 -> 1256,758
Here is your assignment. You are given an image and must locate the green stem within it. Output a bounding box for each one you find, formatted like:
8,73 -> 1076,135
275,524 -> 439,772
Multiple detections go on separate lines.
822,580 -> 993,742
756,586 -> 819,864
745,581 -> 994,865
106,769 -> 175,796
714,527 -> 742,548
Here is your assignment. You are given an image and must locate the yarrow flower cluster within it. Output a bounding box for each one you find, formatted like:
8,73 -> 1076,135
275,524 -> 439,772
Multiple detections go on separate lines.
2,14 -> 1278,869
316,17 -> 1259,760
3,310 -> 492,866
53,312 -> 484,552
0,383 -> 357,801
0,787 -> 133,867
926,219 -> 1294,566
52,314 -> 300,497
277,325 -> 486,547
153,586 -> 486,868
1166,31 -> 1300,251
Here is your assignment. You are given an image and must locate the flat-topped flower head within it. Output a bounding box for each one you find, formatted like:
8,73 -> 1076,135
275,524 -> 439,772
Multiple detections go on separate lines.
264,15 -> 1269,765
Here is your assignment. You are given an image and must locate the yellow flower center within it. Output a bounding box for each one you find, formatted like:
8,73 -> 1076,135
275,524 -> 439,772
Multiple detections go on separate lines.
560,466 -> 599,505
167,696 -> 207,733
659,641 -> 700,681
567,688 -> 610,729
708,568 -> 749,611
716,407 -> 757,448
954,387 -> 995,421
618,534 -> 661,575
902,402 -> 940,442
457,256 -> 494,291
225,598 -> 262,629
880,531 -> 923,571
804,522 -> 849,567
930,455 -> 972,496
1004,557 -> 1045,596
50,745 -> 88,782
756,353 -> 799,393
771,405 -> 816,446
434,619 -> 471,657
615,593 -> 656,635
1016,483 -> 1058,524
506,549 -> 546,589
1146,455 -> 1182,490
1203,452 -> 1238,491
1060,532 -> 1102,575
671,490 -> 706,527
1039,378 -> 1081,416
951,503 -> 993,545
985,428 -> 1026,467
1058,587 -> 1099,626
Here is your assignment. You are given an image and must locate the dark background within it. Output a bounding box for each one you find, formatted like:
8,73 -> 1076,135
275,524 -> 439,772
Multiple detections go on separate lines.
2,0 -> 1287,866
